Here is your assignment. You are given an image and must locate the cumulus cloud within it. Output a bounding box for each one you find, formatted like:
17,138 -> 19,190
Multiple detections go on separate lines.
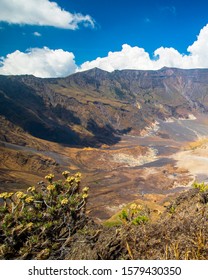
2,23 -> 208,78
187,24 -> 208,66
0,0 -> 94,29
80,24 -> 208,72
80,44 -> 154,72
0,47 -> 77,78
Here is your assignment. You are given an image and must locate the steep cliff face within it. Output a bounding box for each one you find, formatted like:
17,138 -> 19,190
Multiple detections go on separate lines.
1,67 -> 208,147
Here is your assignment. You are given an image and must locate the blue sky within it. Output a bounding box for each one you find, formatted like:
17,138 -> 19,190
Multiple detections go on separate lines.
1,0 -> 208,77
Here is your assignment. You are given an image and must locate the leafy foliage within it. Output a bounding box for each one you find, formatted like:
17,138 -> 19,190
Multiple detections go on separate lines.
119,203 -> 149,225
193,181 -> 208,192
0,171 -> 89,259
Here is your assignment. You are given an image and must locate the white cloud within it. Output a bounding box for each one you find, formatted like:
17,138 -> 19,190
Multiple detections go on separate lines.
80,24 -> 208,72
33,31 -> 41,37
0,47 -> 77,78
80,44 -> 154,72
2,23 -> 208,78
0,0 -> 94,29
187,24 -> 208,67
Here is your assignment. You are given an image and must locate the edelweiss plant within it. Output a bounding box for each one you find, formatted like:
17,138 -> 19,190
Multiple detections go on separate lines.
0,171 -> 89,259
193,181 -> 208,192
119,203 -> 149,225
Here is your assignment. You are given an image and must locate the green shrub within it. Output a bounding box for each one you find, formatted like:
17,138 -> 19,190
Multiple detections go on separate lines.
193,182 -> 208,192
0,171 -> 89,259
119,203 -> 149,225
119,209 -> 128,221
132,215 -> 149,225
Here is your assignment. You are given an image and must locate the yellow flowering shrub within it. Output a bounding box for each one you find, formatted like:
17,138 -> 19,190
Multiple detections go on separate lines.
0,171 -> 89,259
193,181 -> 208,192
119,203 -> 148,225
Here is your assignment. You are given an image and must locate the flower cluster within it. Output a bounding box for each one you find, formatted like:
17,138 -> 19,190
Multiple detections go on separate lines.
82,193 -> 88,199
27,186 -> 36,193
62,171 -> 70,178
25,196 -> 34,204
61,198 -> 69,205
82,187 -> 89,192
0,192 -> 14,200
66,176 -> 75,183
16,191 -> 27,200
130,203 -> 137,210
45,174 -> 54,183
47,184 -> 55,191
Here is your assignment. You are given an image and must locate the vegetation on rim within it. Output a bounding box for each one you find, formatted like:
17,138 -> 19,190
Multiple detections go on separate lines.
0,171 -> 89,259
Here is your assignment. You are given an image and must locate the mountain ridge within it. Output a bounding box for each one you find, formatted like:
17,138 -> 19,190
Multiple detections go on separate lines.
0,68 -> 208,147
2,67 -> 208,148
